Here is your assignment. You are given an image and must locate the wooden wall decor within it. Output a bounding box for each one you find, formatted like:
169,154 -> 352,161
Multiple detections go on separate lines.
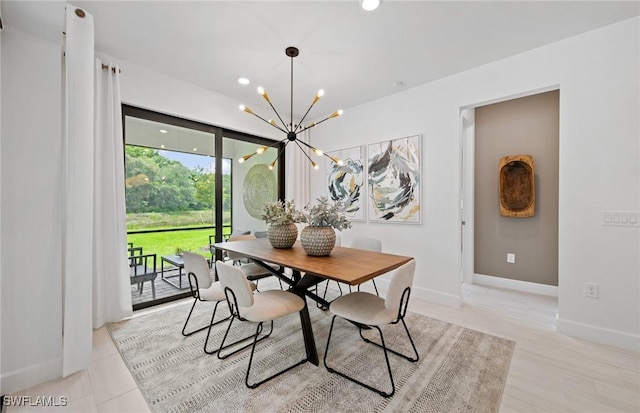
499,154 -> 535,217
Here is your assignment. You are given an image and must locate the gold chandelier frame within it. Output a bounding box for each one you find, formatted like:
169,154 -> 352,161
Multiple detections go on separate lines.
238,46 -> 343,170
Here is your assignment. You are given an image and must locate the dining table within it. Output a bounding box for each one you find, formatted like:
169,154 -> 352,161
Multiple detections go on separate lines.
212,238 -> 414,366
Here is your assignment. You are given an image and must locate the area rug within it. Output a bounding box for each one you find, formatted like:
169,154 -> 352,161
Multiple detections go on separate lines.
108,291 -> 515,413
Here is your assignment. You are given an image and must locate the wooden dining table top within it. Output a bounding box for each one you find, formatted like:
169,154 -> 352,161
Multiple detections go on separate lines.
213,238 -> 413,286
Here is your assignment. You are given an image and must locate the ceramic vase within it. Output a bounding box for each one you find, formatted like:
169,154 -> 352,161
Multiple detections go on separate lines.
300,226 -> 336,256
267,223 -> 298,249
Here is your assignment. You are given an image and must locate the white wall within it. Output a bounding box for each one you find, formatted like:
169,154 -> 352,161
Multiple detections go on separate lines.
309,17 -> 640,351
1,28 -> 64,394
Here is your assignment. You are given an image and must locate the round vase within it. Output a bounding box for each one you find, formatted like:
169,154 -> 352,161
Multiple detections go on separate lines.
267,223 -> 298,249
300,226 -> 336,256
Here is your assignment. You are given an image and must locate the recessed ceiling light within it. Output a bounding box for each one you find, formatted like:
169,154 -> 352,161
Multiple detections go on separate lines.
238,77 -> 250,85
160,144 -> 165,149
361,0 -> 380,11
159,129 -> 167,134
193,147 -> 198,152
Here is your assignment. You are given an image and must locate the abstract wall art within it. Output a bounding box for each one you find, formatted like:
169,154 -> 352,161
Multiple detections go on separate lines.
367,135 -> 421,223
325,146 -> 365,221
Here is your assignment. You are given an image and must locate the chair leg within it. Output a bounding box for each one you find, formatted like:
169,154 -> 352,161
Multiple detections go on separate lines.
358,318 -> 419,362
245,319 -> 308,389
356,279 -> 380,296
217,318 -> 273,360
318,280 -> 343,308
324,315 -> 396,398
151,279 -> 156,300
181,299 -> 199,336
182,298 -> 230,337
203,301 -> 235,354
316,280 -> 329,309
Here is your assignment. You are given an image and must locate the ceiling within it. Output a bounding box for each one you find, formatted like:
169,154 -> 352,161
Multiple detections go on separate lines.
3,1 -> 639,122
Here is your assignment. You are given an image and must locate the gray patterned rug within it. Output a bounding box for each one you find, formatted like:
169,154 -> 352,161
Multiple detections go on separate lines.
108,289 -> 514,413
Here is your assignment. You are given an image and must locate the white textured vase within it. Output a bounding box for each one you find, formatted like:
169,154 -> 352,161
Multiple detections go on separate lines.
267,223 -> 298,249
300,226 -> 336,256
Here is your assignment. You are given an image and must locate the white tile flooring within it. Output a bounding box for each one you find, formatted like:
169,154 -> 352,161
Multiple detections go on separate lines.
5,283 -> 640,412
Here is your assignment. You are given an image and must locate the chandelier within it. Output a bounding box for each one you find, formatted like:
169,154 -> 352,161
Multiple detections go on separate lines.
238,46 -> 343,170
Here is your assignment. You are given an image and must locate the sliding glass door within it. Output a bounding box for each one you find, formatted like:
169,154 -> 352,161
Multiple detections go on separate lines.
123,105 -> 283,310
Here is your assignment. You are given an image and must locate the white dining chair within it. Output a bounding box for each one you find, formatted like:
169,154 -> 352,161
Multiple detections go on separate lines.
215,260 -> 309,388
323,259 -> 419,397
181,251 -> 256,354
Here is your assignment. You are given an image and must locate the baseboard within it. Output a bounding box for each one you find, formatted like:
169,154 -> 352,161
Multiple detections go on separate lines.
473,273 -> 558,297
556,317 -> 640,352
0,358 -> 62,395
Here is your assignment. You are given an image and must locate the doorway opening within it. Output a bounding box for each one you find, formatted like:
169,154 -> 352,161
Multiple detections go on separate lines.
459,89 -> 559,328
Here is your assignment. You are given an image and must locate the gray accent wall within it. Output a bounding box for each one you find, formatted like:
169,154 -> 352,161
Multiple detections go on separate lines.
474,90 -> 559,286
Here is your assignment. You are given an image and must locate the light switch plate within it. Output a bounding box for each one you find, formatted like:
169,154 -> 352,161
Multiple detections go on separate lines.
603,211 -> 640,227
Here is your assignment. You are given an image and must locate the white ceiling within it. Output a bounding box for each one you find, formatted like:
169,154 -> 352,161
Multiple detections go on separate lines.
3,1 -> 639,122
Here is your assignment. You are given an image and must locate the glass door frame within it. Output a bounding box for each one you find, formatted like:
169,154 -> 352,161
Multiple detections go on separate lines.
122,104 -> 285,310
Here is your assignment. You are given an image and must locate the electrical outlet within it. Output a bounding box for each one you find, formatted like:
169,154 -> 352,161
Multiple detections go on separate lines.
507,253 -> 515,264
585,282 -> 599,298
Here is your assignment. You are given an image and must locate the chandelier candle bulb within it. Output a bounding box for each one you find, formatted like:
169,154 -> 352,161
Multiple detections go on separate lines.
239,153 -> 255,163
258,87 -> 271,103
312,90 -> 324,105
239,105 -> 254,115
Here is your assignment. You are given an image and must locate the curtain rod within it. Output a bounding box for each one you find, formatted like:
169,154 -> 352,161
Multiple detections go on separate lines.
101,63 -> 122,74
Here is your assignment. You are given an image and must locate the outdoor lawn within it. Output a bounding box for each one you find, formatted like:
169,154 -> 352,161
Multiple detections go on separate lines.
127,210 -> 231,258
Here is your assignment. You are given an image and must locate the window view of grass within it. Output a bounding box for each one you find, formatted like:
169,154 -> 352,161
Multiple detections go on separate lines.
125,145 -> 232,259
126,211 -> 232,257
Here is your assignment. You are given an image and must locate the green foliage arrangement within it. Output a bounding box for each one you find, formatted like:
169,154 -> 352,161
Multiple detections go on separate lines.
302,196 -> 352,231
261,200 -> 305,225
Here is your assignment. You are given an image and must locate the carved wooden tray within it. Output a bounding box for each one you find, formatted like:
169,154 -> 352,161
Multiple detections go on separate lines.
498,154 -> 535,217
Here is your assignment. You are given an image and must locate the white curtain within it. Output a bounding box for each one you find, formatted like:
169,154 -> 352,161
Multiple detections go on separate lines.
62,4 -> 131,377
62,4 -> 94,377
286,130 -> 311,208
93,59 -> 132,328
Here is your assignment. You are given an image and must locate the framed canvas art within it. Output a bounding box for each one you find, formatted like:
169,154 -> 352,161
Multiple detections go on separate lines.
367,135 -> 421,223
325,145 -> 365,221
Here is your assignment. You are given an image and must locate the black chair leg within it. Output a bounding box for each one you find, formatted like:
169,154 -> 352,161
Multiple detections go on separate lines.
182,299 -> 230,337
182,299 -> 200,336
317,280 -> 344,309
356,279 -> 380,296
217,317 -> 273,360
203,301 -> 235,354
245,319 -> 308,389
372,279 -> 379,296
358,318 -> 419,362
324,316 -> 396,398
